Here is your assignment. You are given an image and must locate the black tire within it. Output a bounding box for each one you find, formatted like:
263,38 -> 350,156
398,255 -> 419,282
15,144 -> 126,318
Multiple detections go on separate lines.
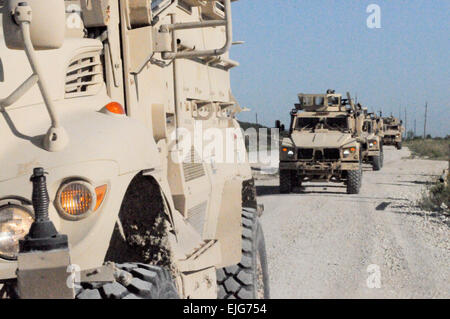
216,208 -> 270,299
372,155 -> 381,171
346,163 -> 362,195
279,169 -> 293,194
76,263 -> 179,299
380,147 -> 384,167
396,142 -> 402,150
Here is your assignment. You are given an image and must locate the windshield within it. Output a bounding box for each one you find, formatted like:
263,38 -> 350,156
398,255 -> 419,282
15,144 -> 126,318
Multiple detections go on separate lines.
327,96 -> 340,106
299,96 -> 326,107
295,116 -> 348,132
386,125 -> 399,130
363,121 -> 373,133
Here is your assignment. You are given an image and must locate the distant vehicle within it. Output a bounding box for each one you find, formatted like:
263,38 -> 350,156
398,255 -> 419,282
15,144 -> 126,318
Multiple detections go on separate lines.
277,90 -> 363,195
360,111 -> 384,171
382,116 -> 404,150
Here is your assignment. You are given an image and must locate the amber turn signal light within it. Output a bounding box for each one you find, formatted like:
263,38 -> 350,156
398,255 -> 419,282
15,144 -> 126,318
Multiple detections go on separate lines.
94,184 -> 108,211
105,102 -> 125,115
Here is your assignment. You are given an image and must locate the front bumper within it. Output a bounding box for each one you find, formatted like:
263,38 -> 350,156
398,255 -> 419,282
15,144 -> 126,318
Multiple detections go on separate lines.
367,150 -> 380,156
383,135 -> 401,144
280,160 -> 360,172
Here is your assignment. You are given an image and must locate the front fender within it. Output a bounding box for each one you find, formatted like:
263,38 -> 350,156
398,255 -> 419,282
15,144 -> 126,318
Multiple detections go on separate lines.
0,99 -> 162,182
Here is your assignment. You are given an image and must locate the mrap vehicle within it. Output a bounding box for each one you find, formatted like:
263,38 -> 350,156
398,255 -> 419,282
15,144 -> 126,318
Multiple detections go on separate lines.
0,0 -> 269,299
382,116 -> 404,150
277,90 -> 363,195
360,111 -> 383,171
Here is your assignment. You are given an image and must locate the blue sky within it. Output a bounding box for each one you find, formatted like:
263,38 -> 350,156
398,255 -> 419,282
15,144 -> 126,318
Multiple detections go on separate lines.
230,0 -> 450,137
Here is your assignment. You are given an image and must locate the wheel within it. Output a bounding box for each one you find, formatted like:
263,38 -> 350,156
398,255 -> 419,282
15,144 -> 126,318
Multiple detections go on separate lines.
347,163 -> 362,194
380,147 -> 384,167
76,263 -> 179,299
396,142 -> 402,150
279,169 -> 293,193
372,155 -> 381,171
216,208 -> 270,299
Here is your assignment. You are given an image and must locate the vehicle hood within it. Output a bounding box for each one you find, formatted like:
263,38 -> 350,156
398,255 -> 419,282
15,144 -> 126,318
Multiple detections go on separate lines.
290,131 -> 355,148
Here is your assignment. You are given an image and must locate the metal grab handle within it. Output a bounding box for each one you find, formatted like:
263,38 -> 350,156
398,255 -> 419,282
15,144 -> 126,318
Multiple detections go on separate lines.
161,0 -> 232,60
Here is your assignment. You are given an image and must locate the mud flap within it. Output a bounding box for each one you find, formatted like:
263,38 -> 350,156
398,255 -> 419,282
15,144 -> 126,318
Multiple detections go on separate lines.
17,249 -> 74,299
215,179 -> 243,268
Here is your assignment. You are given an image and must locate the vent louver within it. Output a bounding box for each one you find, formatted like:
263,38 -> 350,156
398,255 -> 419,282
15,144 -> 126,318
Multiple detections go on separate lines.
187,201 -> 208,234
65,51 -> 103,98
183,147 -> 206,182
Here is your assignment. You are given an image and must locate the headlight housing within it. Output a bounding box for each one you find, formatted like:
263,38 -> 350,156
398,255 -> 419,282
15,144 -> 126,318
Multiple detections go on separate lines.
369,140 -> 378,149
342,147 -> 357,158
0,205 -> 34,260
56,180 -> 96,220
281,147 -> 295,159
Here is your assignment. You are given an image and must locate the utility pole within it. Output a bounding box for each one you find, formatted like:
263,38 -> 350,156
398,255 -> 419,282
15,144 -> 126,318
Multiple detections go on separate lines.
423,102 -> 428,139
404,107 -> 407,139
414,119 -> 417,138
255,112 -> 258,125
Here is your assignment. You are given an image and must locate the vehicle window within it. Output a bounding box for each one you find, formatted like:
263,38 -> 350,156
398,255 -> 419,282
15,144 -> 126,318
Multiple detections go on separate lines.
152,0 -> 172,17
325,117 -> 348,130
363,121 -> 373,133
314,96 -> 324,105
296,118 -> 320,130
301,97 -> 314,106
328,97 -> 339,106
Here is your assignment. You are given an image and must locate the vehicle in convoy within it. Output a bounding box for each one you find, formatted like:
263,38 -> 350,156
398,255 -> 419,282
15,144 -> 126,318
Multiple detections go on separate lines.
0,0 -> 270,299
382,116 -> 404,150
277,90 -> 363,195
360,111 -> 383,171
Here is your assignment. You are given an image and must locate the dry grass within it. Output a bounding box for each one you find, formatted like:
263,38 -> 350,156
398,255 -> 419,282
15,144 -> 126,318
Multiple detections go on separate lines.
405,138 -> 450,160
420,177 -> 450,219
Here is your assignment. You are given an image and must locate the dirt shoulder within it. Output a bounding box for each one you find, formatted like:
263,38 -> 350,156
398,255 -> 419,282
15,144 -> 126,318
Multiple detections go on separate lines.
256,147 -> 449,298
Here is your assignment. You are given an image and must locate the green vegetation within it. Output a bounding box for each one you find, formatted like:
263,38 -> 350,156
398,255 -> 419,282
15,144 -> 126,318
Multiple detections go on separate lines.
405,137 -> 450,160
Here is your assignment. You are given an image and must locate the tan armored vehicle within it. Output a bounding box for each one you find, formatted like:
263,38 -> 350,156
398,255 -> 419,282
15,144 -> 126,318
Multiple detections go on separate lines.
0,0 -> 270,299
360,112 -> 383,171
277,90 -> 363,195
382,116 -> 403,149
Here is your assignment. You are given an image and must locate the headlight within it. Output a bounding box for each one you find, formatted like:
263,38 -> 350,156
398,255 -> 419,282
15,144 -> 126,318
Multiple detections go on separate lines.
281,147 -> 295,158
343,147 -> 357,158
56,180 -> 107,220
369,140 -> 378,148
0,205 -> 34,260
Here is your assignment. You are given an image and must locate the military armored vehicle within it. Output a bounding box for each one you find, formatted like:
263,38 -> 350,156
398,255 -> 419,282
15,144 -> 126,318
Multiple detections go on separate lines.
277,90 -> 363,195
360,112 -> 383,171
382,116 -> 404,149
0,0 -> 270,299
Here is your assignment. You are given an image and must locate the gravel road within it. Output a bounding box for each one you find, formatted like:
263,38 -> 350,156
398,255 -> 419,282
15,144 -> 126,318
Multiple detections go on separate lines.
255,147 -> 449,298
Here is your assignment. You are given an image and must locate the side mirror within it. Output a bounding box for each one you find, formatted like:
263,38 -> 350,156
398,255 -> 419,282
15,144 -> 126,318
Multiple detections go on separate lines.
280,124 -> 285,132
275,120 -> 281,129
3,0 -> 65,50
